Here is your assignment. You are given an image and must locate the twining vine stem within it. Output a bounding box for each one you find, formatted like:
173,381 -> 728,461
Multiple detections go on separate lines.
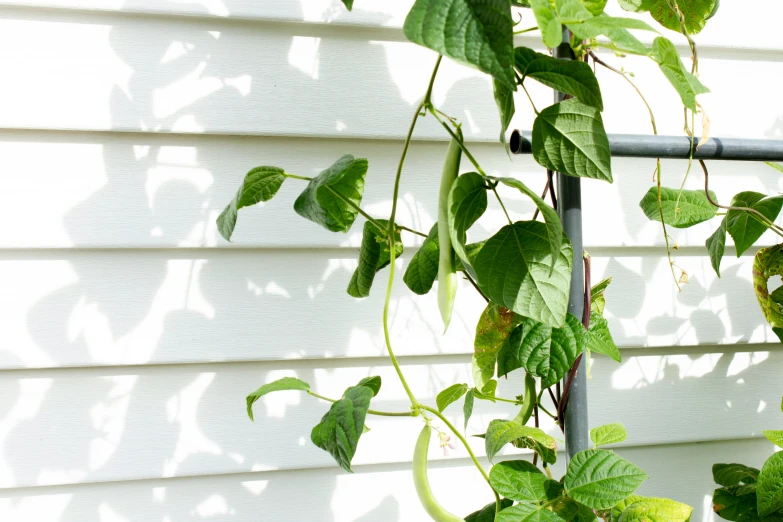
307,392 -> 415,417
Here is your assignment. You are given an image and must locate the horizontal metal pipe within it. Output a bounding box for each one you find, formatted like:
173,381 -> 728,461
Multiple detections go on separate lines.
510,130 -> 783,162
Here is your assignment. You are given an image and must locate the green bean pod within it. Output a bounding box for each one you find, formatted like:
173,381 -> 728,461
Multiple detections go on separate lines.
512,372 -> 537,425
413,424 -> 466,522
437,128 -> 463,332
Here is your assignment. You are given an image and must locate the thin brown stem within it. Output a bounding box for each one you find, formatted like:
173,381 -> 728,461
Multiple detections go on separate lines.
398,225 -> 428,238
701,160 -> 783,237
464,272 -> 489,303
532,181 -> 549,221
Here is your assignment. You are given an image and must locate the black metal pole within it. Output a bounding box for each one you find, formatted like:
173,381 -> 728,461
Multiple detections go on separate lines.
510,130 -> 783,162
554,32 -> 589,462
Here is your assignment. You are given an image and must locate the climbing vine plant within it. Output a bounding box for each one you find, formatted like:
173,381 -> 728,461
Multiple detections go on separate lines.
217,0 -> 783,520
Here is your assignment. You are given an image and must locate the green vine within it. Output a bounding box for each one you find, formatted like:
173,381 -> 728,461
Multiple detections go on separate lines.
217,1 -> 783,521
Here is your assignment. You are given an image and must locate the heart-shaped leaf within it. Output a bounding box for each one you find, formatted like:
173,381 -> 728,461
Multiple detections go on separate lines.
532,98 -> 612,182
757,452 -> 783,516
529,0 -> 563,48
565,449 -> 647,509
497,314 -> 586,387
763,430 -> 783,449
490,461 -> 557,502
485,419 -> 557,462
649,0 -> 717,35
713,486 -> 759,522
496,177 -> 564,265
652,37 -> 709,111
707,217 -> 728,277
475,221 -> 573,329
515,47 -> 603,110
347,220 -> 402,298
404,0 -> 515,88
448,172 -> 488,280
246,377 -> 310,421
612,496 -> 692,522
713,463 -> 760,487
727,191 -> 783,256
590,422 -> 627,447
310,378 -> 380,472
639,186 -> 718,228
294,154 -> 368,233
587,313 -> 622,362
218,166 -> 287,241
473,303 -> 524,389
436,383 -> 469,412
403,224 -> 439,295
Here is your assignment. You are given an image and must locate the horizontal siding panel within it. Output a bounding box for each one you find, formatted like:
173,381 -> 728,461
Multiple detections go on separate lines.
0,348 -> 779,488
0,438 -> 777,522
2,1 -> 782,53
2,131 -> 781,250
0,250 -> 776,369
0,13 -> 781,141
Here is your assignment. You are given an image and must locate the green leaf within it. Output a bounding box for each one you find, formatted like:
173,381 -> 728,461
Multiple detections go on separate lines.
293,154 -> 368,233
403,224 -> 439,295
437,383 -> 469,412
753,245 -> 783,336
713,486 -> 760,522
340,0 -> 353,10
582,0 -> 608,16
464,388 -> 475,432
217,166 -> 287,241
476,379 -> 499,402
713,463 -> 760,487
591,277 -> 612,316
347,220 -> 402,298
403,0 -> 516,88
497,314 -> 586,387
651,37 -> 709,112
497,502 -> 568,522
246,377 -> 310,421
490,460 -> 557,502
494,78 -> 516,144
763,430 -> 783,449
758,452 -> 783,516
707,217 -> 728,277
767,162 -> 783,174
485,419 -> 557,462
649,0 -> 717,35
514,47 -> 603,110
587,313 -> 622,362
618,0 -> 651,11
566,14 -> 653,56
532,98 -> 613,182
513,436 -> 558,465
448,172 -> 488,280
475,221 -> 574,329
529,0 -> 563,48
466,499 -> 515,522
564,449 -> 648,509
638,186 -> 718,228
614,496 -> 693,522
473,303 -> 524,389
356,376 -> 382,396
496,177 -> 564,264
310,378 -> 378,472
455,241 -> 487,272
590,422 -> 627,447
727,192 -> 783,256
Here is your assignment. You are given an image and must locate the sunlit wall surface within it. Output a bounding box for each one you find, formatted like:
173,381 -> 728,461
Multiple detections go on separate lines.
0,1 -> 782,520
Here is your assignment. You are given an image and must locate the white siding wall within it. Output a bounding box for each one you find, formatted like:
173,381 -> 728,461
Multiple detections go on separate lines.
0,1 -> 781,520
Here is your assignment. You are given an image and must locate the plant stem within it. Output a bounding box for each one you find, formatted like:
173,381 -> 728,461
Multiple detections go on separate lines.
464,273 -> 490,303
307,392 -> 414,416
428,107 -> 487,176
514,25 -> 539,34
521,83 -> 539,115
419,405 -> 499,511
385,55 -> 443,408
492,186 -> 513,225
284,173 -> 314,181
537,401 -> 558,420
398,225 -> 428,238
